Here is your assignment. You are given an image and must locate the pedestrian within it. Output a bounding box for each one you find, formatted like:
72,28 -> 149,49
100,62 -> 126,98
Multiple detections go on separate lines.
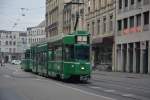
2,59 -> 5,67
0,60 -> 2,67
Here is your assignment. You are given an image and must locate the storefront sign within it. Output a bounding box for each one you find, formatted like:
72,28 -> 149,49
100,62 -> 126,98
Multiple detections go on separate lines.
123,27 -> 142,35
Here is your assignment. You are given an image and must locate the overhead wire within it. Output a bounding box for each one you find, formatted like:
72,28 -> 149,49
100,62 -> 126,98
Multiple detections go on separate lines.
10,6 -> 44,30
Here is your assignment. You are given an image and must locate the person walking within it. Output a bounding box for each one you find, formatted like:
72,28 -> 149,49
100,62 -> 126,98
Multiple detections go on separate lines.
2,59 -> 4,67
0,59 -> 2,67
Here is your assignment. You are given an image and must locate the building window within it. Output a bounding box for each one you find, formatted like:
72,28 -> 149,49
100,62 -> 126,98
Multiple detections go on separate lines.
125,0 -> 128,7
97,20 -> 100,34
93,0 -> 95,11
99,0 -> 101,9
118,20 -> 122,31
124,18 -> 128,29
10,35 -> 12,39
103,17 -> 106,33
144,11 -> 149,25
92,22 -> 95,35
109,15 -> 113,31
87,23 -> 90,31
119,0 -> 122,9
0,41 -> 1,45
9,48 -> 11,53
131,0 -> 134,5
9,41 -> 12,45
130,16 -> 134,28
136,14 -> 141,26
13,48 -> 16,53
5,41 -> 8,45
143,0 -> 149,5
13,41 -> 16,46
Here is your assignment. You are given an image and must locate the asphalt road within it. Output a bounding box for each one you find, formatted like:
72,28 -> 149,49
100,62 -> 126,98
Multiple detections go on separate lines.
0,64 -> 150,100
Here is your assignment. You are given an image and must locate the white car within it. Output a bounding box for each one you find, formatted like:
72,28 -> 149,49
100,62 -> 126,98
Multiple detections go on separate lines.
11,60 -> 21,65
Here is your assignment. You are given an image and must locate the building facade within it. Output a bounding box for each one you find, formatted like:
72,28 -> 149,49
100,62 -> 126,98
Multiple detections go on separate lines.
46,0 -> 85,37
115,0 -> 150,74
27,20 -> 46,48
63,0 -> 85,34
0,30 -> 27,62
85,0 -> 115,71
46,0 -> 65,37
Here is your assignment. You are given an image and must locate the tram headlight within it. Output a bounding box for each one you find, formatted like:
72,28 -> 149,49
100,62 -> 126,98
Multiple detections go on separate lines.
81,67 -> 85,70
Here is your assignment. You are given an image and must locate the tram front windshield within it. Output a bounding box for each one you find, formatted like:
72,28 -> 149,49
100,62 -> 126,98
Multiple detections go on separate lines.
75,45 -> 90,61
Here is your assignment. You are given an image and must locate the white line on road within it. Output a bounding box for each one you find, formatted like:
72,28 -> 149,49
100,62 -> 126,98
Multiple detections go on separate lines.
90,86 -> 116,93
55,83 -> 117,100
3,75 -> 12,78
104,90 -> 116,93
90,86 -> 104,89
122,94 -> 135,97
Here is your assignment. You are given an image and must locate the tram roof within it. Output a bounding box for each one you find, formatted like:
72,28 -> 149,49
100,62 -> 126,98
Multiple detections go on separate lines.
30,31 -> 89,47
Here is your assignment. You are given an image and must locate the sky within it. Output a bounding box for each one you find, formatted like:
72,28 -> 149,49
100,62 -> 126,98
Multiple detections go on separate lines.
0,0 -> 45,31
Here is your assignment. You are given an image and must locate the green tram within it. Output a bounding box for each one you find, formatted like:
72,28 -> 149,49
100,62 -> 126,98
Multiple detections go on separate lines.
21,31 -> 91,81
21,49 -> 32,71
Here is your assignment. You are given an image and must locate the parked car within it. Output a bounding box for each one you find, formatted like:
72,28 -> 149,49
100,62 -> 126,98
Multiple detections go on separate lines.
11,60 -> 21,65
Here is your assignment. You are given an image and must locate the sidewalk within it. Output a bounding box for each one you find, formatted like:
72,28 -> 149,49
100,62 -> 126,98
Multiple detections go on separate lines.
92,70 -> 150,79
91,70 -> 150,88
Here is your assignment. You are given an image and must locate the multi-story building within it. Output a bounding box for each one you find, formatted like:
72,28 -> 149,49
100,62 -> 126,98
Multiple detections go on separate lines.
115,0 -> 150,74
46,0 -> 85,37
0,30 -> 27,62
63,0 -> 85,34
85,0 -> 115,71
46,0 -> 64,37
27,20 -> 46,48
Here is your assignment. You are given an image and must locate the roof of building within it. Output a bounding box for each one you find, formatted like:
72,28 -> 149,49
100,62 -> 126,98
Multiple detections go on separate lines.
36,20 -> 46,28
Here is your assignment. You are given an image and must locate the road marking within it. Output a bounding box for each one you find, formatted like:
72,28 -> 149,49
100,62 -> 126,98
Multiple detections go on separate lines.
122,94 -> 135,97
3,75 -> 11,78
55,83 -> 117,100
35,78 -> 42,80
90,86 -> 116,93
104,90 -> 116,93
90,86 -> 104,89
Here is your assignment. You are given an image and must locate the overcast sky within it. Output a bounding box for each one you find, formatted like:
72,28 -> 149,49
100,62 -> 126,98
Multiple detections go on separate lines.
0,0 -> 45,31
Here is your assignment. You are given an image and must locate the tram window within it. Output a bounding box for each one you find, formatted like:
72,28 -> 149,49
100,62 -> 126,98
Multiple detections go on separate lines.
64,45 -> 74,61
75,46 -> 90,61
76,36 -> 89,44
25,53 -> 30,59
48,51 -> 52,60
55,47 -> 62,61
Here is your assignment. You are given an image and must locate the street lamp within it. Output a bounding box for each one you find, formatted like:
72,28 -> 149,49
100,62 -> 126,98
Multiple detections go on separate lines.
64,1 -> 84,31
